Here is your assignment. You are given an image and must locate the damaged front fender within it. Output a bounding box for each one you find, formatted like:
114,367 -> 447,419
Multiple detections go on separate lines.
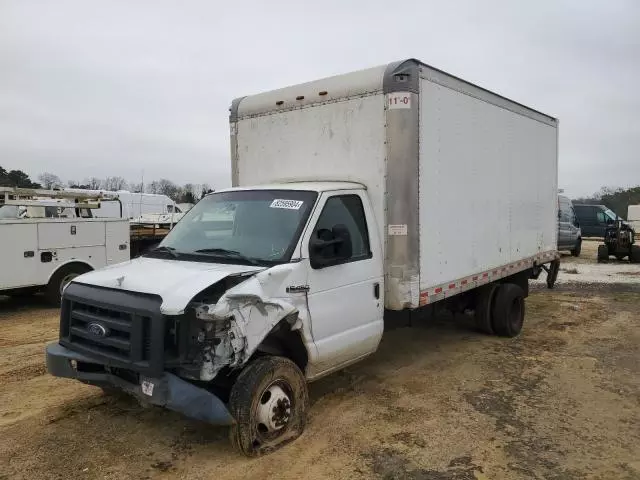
193,264 -> 301,381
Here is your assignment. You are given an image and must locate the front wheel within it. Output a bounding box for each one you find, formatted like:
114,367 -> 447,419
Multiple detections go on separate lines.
229,356 -> 308,457
597,245 -> 609,263
570,238 -> 582,257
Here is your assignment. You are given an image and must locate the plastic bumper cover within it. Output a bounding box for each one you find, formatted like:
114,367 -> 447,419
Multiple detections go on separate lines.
45,342 -> 235,426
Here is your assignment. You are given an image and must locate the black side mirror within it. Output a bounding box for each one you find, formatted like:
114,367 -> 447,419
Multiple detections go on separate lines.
310,224 -> 353,269
606,218 -> 614,225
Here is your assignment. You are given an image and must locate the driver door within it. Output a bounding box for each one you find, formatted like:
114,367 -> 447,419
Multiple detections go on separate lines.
302,190 -> 384,375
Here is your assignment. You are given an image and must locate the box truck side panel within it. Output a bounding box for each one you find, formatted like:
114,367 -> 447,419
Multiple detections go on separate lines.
418,78 -> 557,292
0,223 -> 38,289
234,94 -> 387,245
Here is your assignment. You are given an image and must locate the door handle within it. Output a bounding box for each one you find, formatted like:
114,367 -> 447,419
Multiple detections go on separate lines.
373,283 -> 380,299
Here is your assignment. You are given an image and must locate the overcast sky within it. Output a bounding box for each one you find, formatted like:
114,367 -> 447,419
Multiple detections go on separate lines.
1,0 -> 639,197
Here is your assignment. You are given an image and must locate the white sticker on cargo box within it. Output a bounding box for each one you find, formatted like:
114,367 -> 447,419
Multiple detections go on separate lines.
141,380 -> 154,396
388,224 -> 408,236
270,199 -> 304,210
386,93 -> 412,110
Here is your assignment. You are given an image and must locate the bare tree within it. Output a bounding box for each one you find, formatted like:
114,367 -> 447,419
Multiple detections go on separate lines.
103,176 -> 127,191
146,180 -> 161,194
38,172 -> 62,189
84,177 -> 103,190
157,179 -> 180,200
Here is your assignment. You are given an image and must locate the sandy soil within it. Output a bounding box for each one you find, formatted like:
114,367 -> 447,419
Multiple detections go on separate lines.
1,281 -> 639,480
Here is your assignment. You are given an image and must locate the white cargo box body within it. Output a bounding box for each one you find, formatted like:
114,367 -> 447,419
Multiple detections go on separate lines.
230,59 -> 558,310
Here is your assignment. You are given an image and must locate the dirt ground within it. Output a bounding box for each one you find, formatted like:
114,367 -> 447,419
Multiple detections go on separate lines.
1,266 -> 639,478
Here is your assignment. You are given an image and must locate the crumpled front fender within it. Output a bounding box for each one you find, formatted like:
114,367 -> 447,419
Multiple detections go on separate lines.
194,264 -> 301,381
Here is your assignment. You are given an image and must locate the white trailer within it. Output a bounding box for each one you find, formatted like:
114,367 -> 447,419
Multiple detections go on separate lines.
0,187 -> 130,304
628,205 -> 640,232
63,188 -> 182,221
47,59 -> 559,455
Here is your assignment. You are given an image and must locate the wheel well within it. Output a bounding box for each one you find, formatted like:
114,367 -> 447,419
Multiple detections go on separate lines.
48,261 -> 93,284
255,319 -> 309,373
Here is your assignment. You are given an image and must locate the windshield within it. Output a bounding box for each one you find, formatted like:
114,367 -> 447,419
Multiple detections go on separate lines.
604,208 -> 618,221
147,189 -> 318,265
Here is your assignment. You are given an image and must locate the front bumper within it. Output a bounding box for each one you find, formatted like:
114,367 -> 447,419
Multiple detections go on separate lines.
46,342 -> 235,426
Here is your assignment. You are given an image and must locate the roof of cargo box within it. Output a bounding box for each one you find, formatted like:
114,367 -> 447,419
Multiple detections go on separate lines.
215,181 -> 366,194
230,58 -> 557,126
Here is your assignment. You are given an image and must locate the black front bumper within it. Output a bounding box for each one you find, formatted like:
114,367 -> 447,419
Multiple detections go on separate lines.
46,342 -> 235,426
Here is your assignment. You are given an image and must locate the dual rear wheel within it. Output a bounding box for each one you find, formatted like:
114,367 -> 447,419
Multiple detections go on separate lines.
475,282 -> 525,338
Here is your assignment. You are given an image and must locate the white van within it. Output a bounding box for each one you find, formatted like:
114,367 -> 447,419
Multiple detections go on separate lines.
64,189 -> 179,220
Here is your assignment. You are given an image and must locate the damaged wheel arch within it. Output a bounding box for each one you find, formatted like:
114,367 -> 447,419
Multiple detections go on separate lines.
252,319 -> 309,373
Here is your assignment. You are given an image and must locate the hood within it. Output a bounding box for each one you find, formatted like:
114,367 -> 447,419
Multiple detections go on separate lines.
72,257 -> 264,315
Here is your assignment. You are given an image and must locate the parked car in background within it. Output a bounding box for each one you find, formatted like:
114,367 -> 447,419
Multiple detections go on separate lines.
557,195 -> 581,256
573,204 -> 627,238
64,189 -> 178,220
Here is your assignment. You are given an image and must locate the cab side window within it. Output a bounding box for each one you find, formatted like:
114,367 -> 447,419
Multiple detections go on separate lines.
311,195 -> 371,267
596,211 -> 606,223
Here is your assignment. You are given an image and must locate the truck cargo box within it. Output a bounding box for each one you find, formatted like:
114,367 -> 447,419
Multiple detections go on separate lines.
230,58 -> 559,310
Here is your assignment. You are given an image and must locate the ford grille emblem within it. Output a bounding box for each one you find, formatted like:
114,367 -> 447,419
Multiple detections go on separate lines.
87,322 -> 109,338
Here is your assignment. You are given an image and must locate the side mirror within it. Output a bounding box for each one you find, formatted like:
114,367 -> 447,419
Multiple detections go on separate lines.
606,218 -> 614,225
309,224 -> 353,269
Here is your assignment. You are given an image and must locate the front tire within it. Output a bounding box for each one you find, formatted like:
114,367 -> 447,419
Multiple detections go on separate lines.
597,245 -> 609,263
491,284 -> 525,338
570,238 -> 582,257
229,356 -> 308,457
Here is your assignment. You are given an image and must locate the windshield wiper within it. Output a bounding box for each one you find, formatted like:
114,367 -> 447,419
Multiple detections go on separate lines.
148,245 -> 180,258
193,248 -> 261,265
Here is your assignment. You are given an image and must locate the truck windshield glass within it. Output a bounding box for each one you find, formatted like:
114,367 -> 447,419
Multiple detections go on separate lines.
150,190 -> 318,265
604,208 -> 618,221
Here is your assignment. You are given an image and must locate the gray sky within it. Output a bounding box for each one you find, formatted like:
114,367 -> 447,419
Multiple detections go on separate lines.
1,0 -> 639,197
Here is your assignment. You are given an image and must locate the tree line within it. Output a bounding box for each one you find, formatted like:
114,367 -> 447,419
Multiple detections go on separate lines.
573,186 -> 640,219
1,166 -> 212,204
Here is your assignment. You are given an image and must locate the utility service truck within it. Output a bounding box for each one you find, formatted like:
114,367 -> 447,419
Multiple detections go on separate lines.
46,59 -> 559,456
0,187 -> 130,304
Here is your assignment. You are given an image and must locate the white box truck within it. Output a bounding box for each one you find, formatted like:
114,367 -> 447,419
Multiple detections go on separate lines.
46,59 -> 559,455
0,187 -> 130,304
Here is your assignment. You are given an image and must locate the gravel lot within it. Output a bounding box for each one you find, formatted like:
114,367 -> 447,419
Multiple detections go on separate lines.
1,245 -> 639,480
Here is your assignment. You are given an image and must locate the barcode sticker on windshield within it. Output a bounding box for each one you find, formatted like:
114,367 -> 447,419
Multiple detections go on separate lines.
270,199 -> 304,210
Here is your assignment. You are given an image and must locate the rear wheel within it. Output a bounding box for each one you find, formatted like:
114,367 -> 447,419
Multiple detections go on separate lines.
46,264 -> 91,306
474,284 -> 498,335
630,245 -> 640,264
597,245 -> 609,263
491,284 -> 525,338
229,356 -> 308,457
570,238 -> 582,257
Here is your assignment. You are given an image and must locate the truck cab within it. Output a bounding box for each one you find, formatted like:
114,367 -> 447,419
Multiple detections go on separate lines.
46,182 -> 384,454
